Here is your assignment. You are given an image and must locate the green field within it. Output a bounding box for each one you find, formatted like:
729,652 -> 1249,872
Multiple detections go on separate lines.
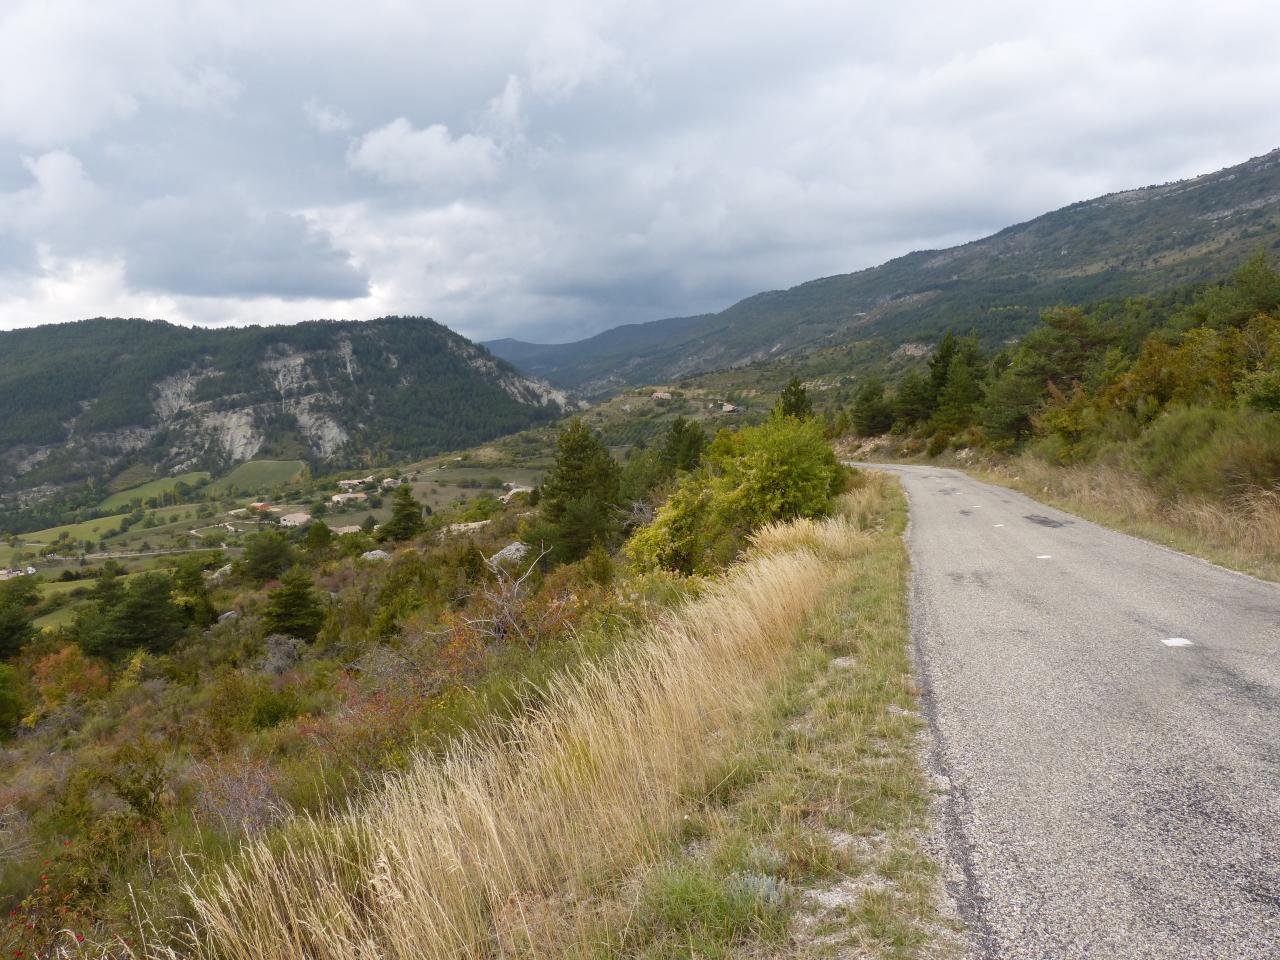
211,460 -> 306,495
99,472 -> 210,510
15,514 -> 129,548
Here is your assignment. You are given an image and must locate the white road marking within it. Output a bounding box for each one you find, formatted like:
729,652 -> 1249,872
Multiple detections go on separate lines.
1036,555 -> 1052,559
1163,637 -> 1194,647
994,523 -> 1005,528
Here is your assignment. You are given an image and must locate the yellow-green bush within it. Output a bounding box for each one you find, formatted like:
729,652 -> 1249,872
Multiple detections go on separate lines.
628,415 -> 846,574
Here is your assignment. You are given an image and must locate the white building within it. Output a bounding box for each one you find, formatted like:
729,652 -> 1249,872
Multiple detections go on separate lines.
279,512 -> 312,528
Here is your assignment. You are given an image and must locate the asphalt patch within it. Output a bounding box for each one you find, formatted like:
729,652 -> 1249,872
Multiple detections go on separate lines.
1024,514 -> 1067,528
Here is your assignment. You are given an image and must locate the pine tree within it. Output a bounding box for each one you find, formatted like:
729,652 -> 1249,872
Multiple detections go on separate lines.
241,529 -> 296,583
377,487 -> 426,542
892,371 -> 933,426
534,418 -> 623,562
659,417 -> 707,472
927,331 -> 958,406
776,377 -> 812,419
934,354 -> 983,434
304,520 -> 334,552
263,566 -> 325,641
851,377 -> 895,436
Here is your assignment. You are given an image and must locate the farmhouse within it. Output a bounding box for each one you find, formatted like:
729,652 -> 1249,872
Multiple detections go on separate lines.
331,492 -> 368,504
279,512 -> 312,528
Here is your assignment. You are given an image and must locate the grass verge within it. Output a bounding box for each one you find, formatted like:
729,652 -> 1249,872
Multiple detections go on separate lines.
577,472 -> 963,959
969,454 -> 1280,582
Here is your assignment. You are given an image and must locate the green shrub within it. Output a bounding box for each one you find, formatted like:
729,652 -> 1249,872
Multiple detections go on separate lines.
628,416 -> 845,574
1132,406 -> 1280,499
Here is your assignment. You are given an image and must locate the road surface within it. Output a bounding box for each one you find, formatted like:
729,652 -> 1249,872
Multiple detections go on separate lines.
872,464 -> 1280,959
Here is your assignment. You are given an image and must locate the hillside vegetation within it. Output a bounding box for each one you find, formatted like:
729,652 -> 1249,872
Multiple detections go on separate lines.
0,387 -> 947,959
489,148 -> 1280,395
0,316 -> 569,509
848,251 -> 1280,577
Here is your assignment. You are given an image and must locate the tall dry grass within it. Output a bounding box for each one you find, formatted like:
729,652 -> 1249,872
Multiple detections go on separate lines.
133,512 -> 867,960
982,454 -> 1280,580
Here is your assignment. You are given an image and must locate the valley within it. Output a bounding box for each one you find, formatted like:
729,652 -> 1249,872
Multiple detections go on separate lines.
1,147 -> 1278,960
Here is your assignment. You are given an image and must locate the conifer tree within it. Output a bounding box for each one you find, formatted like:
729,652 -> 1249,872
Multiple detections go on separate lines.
851,377 -> 895,436
934,354 -> 983,434
776,377 -> 812,419
263,566 -> 325,641
534,418 -> 623,562
377,486 -> 426,542
892,371 -> 933,426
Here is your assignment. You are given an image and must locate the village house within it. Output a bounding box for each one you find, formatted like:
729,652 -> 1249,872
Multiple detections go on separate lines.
651,390 -> 673,400
332,525 -> 363,535
279,512 -> 312,528
380,477 -> 402,489
337,475 -> 375,489
331,492 -> 369,505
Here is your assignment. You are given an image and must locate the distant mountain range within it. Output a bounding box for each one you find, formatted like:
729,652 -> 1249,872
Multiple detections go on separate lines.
0,316 -> 572,501
487,148 -> 1280,395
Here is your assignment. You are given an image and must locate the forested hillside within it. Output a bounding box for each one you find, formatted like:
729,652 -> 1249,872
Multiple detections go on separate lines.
846,251 -> 1280,576
0,316 -> 572,503
489,147 -> 1280,395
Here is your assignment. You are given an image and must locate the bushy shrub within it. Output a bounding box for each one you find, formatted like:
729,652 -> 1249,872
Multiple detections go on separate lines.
1132,406 -> 1280,498
628,416 -> 846,573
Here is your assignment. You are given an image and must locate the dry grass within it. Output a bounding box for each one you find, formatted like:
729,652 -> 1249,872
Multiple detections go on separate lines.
590,470 -> 965,959
127,508 -> 874,960
976,454 -> 1280,581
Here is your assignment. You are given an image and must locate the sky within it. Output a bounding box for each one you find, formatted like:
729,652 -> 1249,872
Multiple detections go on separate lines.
0,1 -> 1278,343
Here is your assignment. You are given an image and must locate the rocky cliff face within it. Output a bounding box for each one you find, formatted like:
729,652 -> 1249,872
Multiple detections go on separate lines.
0,316 -> 577,499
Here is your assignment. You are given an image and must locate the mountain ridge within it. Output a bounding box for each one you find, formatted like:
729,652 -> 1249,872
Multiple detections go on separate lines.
487,147 -> 1280,394
0,315 -> 573,503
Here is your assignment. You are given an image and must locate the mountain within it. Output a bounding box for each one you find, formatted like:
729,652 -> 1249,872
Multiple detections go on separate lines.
488,148 -> 1280,395
0,316 -> 573,500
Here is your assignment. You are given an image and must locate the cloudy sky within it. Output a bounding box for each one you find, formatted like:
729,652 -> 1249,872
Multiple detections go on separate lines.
0,0 -> 1277,342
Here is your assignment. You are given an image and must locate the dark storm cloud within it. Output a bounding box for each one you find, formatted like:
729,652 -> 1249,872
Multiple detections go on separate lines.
125,202 -> 369,301
0,0 -> 1277,337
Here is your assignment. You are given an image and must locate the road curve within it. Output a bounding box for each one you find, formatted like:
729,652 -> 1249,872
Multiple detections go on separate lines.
870,464 -> 1280,960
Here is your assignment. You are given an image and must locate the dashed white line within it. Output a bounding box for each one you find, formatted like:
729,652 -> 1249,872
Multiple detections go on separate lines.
994,523 -> 1005,528
1163,637 -> 1194,647
1036,555 -> 1052,559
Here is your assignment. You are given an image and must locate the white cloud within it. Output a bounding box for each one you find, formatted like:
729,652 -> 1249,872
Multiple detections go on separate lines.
526,10 -> 625,99
304,98 -> 352,134
1,0 -> 1280,339
348,118 -> 501,186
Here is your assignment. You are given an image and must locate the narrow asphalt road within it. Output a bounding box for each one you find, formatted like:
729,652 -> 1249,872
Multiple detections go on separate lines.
871,464 -> 1280,960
